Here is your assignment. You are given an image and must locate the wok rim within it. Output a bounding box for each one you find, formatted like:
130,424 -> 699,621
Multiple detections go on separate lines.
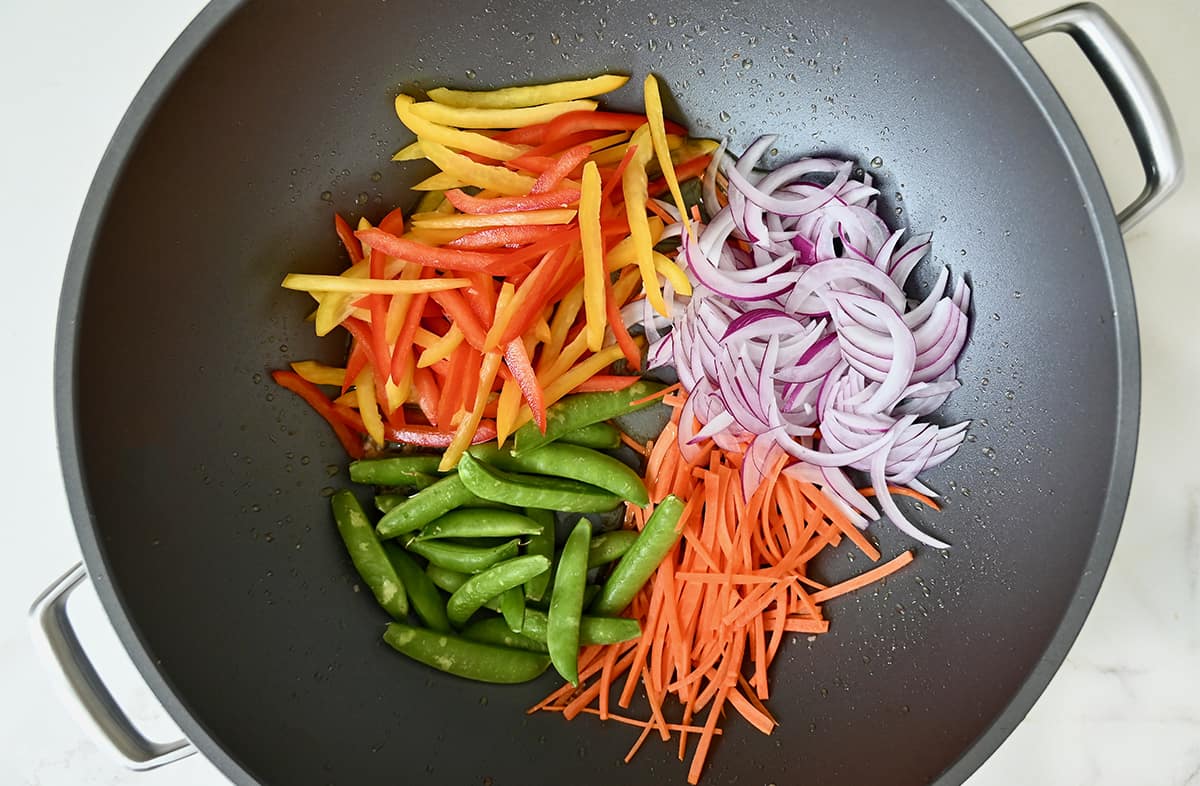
52,1 -> 1138,783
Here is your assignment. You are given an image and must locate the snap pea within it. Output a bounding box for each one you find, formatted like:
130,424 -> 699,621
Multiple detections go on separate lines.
522,508 -> 555,603
588,530 -> 640,569
457,453 -> 621,513
330,491 -> 408,620
376,493 -> 511,514
413,508 -> 544,542
407,537 -> 521,574
383,623 -> 551,684
591,494 -> 686,616
350,455 -> 443,487
446,555 -> 551,627
557,421 -> 621,450
384,544 -> 451,633
469,443 -> 648,506
520,607 -> 642,646
376,473 -> 477,539
461,616 -> 548,653
500,586 -> 526,633
425,564 -> 470,593
548,520 -> 591,685
512,381 -> 666,455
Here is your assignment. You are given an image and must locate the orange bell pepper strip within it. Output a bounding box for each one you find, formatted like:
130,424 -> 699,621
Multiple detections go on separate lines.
571,375 -> 642,393
411,366 -> 441,425
271,370 -> 364,459
354,227 -> 530,276
390,292 -> 429,383
441,350 -> 505,471
342,339 -> 368,396
600,144 -> 639,204
498,243 -> 575,346
503,338 -> 546,433
378,206 -> 406,235
341,317 -> 388,405
648,154 -> 713,199
430,289 -> 489,351
493,123 -> 551,145
446,225 -> 565,250
443,188 -> 581,215
386,421 -> 499,448
334,213 -> 364,263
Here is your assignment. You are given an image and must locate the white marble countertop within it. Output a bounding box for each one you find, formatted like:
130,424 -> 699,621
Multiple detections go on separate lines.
1,1 -> 1196,784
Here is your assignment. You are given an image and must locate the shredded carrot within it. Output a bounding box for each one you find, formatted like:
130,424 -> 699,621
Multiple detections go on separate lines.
533,391 -> 921,784
859,485 -> 942,511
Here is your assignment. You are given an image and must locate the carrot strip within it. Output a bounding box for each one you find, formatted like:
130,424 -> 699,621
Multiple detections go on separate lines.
809,551 -> 915,604
859,485 -> 942,511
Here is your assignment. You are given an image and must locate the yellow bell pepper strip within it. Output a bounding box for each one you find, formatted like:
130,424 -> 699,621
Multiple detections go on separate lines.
427,75 -> 629,109
652,251 -> 694,296
412,172 -> 468,191
604,217 -> 664,272
311,259 -> 368,337
354,227 -> 531,276
443,188 -> 582,214
419,140 -> 536,196
354,367 -> 386,447
281,273 -> 469,295
494,376 -> 523,446
620,125 -> 668,317
579,161 -> 606,352
484,282 -> 518,350
394,95 -> 530,161
391,140 -> 426,161
384,263 -> 425,346
541,282 -> 585,372
495,243 -> 576,346
409,99 -> 598,129
440,350 -> 504,471
271,371 -> 364,458
642,75 -> 692,237
289,360 -> 345,387
417,324 -> 465,368
410,209 -> 578,230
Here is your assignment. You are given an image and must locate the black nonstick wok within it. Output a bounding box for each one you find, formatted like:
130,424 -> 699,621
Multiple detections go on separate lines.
36,0 -> 1182,784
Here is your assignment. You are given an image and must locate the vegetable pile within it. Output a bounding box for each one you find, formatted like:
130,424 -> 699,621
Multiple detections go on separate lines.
273,72 -> 971,784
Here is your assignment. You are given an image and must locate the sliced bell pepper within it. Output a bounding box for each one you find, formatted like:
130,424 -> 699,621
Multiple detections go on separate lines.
503,338 -> 546,433
385,421 -> 499,448
411,366 -> 441,425
390,291 -> 429,383
447,225 -> 566,250
271,370 -> 364,459
531,143 -> 593,194
354,367 -> 386,446
545,111 -> 686,143
621,125 -> 668,317
355,227 -> 530,276
443,188 -> 582,215
440,350 -> 505,471
647,153 -> 713,199
334,213 -> 364,263
430,289 -> 489,351
578,161 -> 607,352
571,375 -> 642,393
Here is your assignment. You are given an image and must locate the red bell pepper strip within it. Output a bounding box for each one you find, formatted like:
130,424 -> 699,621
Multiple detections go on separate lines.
518,129 -> 612,161
366,246 -> 393,404
332,404 -> 369,436
334,213 -> 364,263
430,289 -> 489,351
411,366 -> 441,425
601,144 -> 639,204
531,144 -> 593,194
271,370 -> 364,459
438,344 -> 472,428
503,338 -> 547,433
460,347 -> 482,420
571,375 -> 642,393
498,243 -> 574,345
354,227 -> 530,276
447,225 -> 565,250
341,317 -> 388,404
493,123 -> 550,145
443,188 -> 581,215
385,421 -> 499,448
501,226 -> 580,267
464,272 -> 497,325
544,111 -> 686,142
342,339 -> 368,396
648,154 -> 713,199
378,206 -> 406,235
390,291 -> 429,383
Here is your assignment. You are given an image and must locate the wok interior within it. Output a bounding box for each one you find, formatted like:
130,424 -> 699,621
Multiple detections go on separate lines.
68,0 -> 1127,783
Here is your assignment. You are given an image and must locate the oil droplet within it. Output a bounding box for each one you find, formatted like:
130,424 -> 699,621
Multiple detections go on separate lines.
742,59 -> 753,69
965,433 -> 977,442
355,192 -> 369,205
992,312 -> 1000,321
320,486 -> 335,498
320,191 -> 333,202
279,344 -> 289,353
300,456 -> 311,465
959,248 -> 967,256
989,467 -> 1000,476
251,504 -> 262,513
647,12 -> 658,24
960,487 -> 972,497
465,69 -> 477,79
550,31 -> 561,45
981,446 -> 996,458
981,376 -> 989,386
869,156 -> 883,168
252,372 -> 263,384
1013,290 -> 1023,299
1004,389 -> 1015,400
718,110 -> 731,122
370,171 -> 382,182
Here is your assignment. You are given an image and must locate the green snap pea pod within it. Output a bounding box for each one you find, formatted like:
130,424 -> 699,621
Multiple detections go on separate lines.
425,565 -> 501,612
383,623 -> 551,684
520,607 -> 642,646
375,492 -> 511,514
548,520 -> 591,685
384,545 -> 451,633
512,381 -> 666,455
413,508 -> 544,542
468,443 -> 648,506
522,508 -> 555,603
330,491 -> 408,620
376,474 -> 477,539
408,537 -> 520,574
555,421 -> 621,450
591,495 -> 686,616
587,530 -> 640,569
446,555 -> 551,627
500,586 -> 526,633
461,616 -> 548,653
350,455 -> 443,487
457,453 -> 621,513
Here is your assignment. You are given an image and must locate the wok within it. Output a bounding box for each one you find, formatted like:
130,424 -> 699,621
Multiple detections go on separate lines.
34,0 -> 1182,784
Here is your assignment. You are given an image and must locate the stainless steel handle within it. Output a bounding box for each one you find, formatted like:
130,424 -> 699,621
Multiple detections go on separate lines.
29,563 -> 196,771
1014,2 -> 1184,232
